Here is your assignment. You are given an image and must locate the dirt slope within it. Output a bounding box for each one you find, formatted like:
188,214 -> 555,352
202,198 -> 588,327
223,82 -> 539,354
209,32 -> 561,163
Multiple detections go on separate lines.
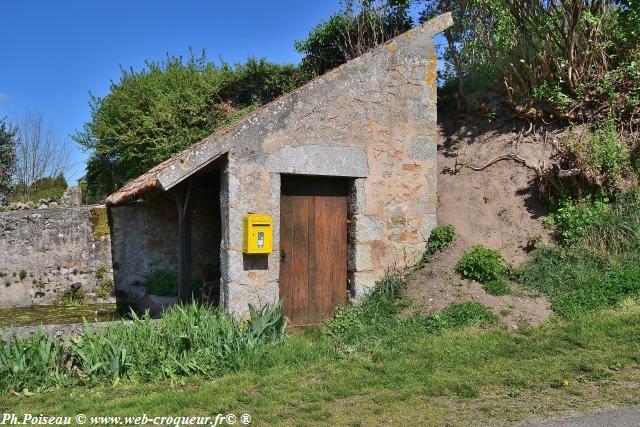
405,104 -> 557,326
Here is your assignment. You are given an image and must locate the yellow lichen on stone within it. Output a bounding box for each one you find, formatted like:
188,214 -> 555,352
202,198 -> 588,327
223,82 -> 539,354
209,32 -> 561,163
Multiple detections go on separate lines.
90,207 -> 110,239
425,50 -> 438,86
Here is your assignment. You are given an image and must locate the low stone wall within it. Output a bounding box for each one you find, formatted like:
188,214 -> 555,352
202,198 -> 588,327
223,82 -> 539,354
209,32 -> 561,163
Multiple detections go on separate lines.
0,206 -> 114,307
0,320 -> 124,342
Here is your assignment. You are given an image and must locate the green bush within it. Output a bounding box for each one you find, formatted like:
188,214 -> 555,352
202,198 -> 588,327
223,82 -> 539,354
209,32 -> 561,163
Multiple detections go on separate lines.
582,190 -> 640,256
456,245 -> 505,283
565,118 -> 631,191
10,174 -> 68,204
427,225 -> 456,253
543,189 -> 640,253
482,279 -> 511,296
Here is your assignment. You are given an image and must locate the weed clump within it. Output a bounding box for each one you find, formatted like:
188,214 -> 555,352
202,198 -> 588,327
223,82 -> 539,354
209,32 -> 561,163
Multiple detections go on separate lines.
482,279 -> 511,296
439,302 -> 497,327
144,270 -> 177,296
456,245 -> 504,283
418,225 -> 456,266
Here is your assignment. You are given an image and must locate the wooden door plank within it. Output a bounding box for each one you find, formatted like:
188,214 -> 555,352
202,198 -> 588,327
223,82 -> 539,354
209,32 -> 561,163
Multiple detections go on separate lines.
280,176 -> 311,326
279,192 -> 293,320
280,175 -> 348,326
310,177 -> 348,321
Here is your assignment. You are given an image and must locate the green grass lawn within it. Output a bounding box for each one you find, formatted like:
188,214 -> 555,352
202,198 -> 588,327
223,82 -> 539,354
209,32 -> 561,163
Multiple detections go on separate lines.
2,301 -> 640,426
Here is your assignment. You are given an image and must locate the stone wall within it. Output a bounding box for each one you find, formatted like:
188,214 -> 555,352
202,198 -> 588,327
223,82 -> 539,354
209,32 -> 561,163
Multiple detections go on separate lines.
0,206 -> 114,307
110,183 -> 221,301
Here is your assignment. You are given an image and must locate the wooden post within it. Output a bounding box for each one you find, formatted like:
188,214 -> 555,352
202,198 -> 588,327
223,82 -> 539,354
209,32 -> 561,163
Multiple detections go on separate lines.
175,179 -> 194,304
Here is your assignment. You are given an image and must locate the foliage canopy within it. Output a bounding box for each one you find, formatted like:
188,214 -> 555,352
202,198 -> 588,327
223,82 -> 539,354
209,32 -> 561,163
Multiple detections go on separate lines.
295,0 -> 413,76
75,54 -> 306,201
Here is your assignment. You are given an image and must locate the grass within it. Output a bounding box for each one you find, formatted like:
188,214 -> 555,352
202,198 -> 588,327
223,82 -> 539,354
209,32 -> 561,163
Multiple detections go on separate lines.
482,279 -> 511,296
517,189 -> 640,316
1,301 -> 640,425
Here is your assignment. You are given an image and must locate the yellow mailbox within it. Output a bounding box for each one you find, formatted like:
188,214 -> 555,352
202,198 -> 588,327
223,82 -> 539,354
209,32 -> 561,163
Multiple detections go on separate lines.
242,213 -> 273,254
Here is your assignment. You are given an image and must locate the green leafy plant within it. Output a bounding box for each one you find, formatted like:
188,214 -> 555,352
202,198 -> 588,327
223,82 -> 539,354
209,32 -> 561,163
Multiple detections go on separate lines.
144,270 -> 178,297
18,270 -> 27,281
517,189 -> 640,316
546,197 -> 610,244
427,225 -> 456,253
564,118 -> 631,192
325,273 -> 405,343
456,245 -> 505,283
95,280 -> 114,299
95,265 -> 109,279
417,225 -> 456,267
0,329 -> 65,392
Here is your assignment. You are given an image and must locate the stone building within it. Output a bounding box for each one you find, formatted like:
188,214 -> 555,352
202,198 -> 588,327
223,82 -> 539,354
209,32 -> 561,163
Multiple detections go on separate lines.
106,13 -> 452,325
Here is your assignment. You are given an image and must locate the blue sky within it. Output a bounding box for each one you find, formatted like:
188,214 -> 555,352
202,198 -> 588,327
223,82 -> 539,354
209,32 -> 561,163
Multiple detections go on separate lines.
0,1 -> 437,185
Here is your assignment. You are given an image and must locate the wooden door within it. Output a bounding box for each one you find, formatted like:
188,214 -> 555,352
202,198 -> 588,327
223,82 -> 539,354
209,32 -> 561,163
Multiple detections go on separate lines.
279,175 -> 348,326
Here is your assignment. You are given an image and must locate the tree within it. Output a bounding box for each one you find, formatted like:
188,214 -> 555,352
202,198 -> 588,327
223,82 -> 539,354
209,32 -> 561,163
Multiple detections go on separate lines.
418,0 -> 640,125
295,0 -> 413,76
75,53 -> 306,202
0,117 -> 16,205
13,111 -> 70,199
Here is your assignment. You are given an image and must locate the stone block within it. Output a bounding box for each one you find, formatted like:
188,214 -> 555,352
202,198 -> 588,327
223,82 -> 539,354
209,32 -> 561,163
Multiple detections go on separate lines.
355,215 -> 385,242
354,244 -> 373,271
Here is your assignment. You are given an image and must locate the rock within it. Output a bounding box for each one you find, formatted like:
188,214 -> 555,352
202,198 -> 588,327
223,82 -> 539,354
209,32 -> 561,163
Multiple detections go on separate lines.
25,202 -> 35,210
48,201 -> 59,208
38,204 -> 48,209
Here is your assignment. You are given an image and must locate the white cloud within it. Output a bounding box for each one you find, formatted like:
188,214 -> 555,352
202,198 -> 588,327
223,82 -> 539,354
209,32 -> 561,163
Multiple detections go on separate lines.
0,93 -> 9,101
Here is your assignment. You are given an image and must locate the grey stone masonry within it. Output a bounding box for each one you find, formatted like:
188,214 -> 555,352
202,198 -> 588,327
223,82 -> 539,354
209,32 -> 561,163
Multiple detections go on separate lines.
0,206 -> 114,307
